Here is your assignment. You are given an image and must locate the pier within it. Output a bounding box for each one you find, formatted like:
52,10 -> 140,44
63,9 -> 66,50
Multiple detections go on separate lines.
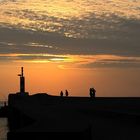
6,68 -> 140,140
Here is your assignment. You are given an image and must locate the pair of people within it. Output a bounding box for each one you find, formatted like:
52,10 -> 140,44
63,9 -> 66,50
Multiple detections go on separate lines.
60,90 -> 69,97
89,87 -> 96,98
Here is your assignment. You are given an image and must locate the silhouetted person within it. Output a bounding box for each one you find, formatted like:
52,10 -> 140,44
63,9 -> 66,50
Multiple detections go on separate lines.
89,87 -> 96,98
4,101 -> 7,107
65,90 -> 69,97
60,91 -> 63,97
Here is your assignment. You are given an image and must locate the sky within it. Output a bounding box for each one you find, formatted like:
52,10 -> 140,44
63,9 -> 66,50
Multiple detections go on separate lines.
0,0 -> 140,100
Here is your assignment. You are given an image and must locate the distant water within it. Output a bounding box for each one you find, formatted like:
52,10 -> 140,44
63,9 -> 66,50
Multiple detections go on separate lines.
0,102 -> 4,108
0,118 -> 8,140
0,101 -> 8,107
0,102 -> 8,140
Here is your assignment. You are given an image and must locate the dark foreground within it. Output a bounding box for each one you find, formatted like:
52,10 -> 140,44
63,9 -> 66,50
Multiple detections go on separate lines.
7,94 -> 140,140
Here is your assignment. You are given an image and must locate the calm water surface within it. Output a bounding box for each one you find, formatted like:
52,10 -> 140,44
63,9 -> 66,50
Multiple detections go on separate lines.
0,102 -> 8,140
0,118 -> 8,140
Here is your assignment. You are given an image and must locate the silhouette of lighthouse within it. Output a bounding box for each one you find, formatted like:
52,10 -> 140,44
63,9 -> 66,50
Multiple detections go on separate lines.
18,67 -> 28,96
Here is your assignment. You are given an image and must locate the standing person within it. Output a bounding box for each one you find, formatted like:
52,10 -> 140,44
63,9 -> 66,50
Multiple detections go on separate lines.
60,91 -> 63,97
65,90 -> 69,97
4,101 -> 7,107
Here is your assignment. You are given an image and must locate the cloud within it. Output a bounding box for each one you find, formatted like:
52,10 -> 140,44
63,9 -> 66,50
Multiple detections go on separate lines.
0,53 -> 69,63
1,0 -> 140,39
0,26 -> 140,57
79,61 -> 140,68
78,58 -> 140,68
67,55 -> 140,69
0,0 -> 140,68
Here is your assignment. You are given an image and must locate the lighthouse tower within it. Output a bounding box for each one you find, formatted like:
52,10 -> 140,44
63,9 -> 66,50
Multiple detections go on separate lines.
17,67 -> 29,96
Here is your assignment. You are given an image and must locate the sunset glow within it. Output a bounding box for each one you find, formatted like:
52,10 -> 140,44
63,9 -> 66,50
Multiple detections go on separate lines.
0,0 -> 140,99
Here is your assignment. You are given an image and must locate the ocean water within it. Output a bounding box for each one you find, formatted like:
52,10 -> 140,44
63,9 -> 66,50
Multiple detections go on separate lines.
0,118 -> 8,140
0,102 -> 4,108
0,102 -> 8,140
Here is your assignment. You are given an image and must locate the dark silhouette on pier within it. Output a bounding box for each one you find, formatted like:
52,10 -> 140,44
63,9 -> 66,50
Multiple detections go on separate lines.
18,67 -> 25,93
89,87 -> 96,98
6,67 -> 140,140
17,67 -> 29,96
60,91 -> 64,97
4,101 -> 7,107
0,101 -> 8,117
65,90 -> 69,97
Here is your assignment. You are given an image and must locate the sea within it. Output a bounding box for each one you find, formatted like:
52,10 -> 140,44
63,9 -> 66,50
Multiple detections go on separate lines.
0,102 -> 8,140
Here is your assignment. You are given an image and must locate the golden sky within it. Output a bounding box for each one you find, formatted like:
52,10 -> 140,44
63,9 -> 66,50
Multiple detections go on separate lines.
0,0 -> 140,99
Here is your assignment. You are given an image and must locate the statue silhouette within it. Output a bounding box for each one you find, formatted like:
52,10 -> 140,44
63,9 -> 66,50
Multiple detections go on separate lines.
89,87 -> 96,98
